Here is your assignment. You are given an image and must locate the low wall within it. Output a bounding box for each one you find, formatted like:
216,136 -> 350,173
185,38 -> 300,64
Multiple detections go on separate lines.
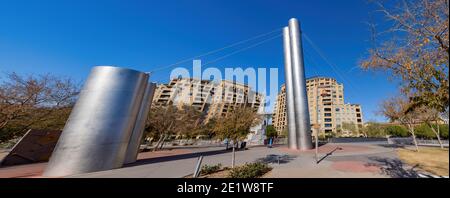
0,129 -> 62,166
328,137 -> 388,143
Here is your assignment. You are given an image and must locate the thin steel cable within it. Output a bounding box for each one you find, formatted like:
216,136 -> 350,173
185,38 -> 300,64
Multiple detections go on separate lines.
303,33 -> 362,94
202,33 -> 282,67
149,27 -> 283,73
303,52 -> 321,78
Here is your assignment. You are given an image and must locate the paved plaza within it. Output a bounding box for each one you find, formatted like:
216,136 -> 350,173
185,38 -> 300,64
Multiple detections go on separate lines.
0,142 -> 425,178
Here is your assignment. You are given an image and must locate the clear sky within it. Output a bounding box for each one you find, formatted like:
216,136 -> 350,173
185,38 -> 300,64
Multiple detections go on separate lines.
0,0 -> 401,122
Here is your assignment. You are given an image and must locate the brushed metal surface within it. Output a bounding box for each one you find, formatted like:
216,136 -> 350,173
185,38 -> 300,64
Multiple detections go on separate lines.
288,18 -> 313,150
124,82 -> 156,164
282,26 -> 298,150
43,66 -> 149,177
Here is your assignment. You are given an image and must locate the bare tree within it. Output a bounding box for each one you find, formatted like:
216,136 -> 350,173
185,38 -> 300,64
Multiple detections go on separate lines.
212,105 -> 262,168
0,72 -> 79,142
145,105 -> 202,151
362,0 -> 449,113
381,96 -> 422,152
419,107 -> 445,148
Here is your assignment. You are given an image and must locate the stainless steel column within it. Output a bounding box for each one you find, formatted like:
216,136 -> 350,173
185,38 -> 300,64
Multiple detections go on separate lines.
288,18 -> 313,150
44,66 -> 149,177
282,27 -> 298,150
124,82 -> 156,164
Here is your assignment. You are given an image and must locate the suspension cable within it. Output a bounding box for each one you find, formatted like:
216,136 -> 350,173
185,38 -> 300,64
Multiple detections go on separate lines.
303,51 -> 321,78
202,33 -> 282,67
149,27 -> 283,74
303,33 -> 362,94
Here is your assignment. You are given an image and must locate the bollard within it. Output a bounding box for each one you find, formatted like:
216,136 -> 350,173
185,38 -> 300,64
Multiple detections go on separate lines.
193,156 -> 204,178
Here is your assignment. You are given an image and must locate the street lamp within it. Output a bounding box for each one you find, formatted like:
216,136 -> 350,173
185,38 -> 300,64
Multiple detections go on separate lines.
315,85 -> 330,164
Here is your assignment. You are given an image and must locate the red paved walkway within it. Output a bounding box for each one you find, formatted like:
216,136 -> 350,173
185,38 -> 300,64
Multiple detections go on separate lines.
331,161 -> 381,173
0,162 -> 47,178
0,149 -> 192,178
277,143 -> 371,154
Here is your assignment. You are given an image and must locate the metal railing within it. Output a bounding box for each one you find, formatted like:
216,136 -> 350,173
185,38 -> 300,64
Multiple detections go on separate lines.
388,137 -> 449,147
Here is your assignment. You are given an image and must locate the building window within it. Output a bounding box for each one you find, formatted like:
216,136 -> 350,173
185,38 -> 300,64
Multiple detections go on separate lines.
324,124 -> 332,128
324,113 -> 332,117
324,118 -> 332,122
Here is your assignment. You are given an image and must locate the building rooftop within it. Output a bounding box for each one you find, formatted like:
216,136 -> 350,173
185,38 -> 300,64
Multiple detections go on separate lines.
306,76 -> 337,81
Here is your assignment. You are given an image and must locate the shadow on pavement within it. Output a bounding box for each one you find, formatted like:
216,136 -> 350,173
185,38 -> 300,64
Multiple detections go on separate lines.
256,154 -> 297,164
317,147 -> 343,164
376,144 -> 406,149
367,156 -> 419,178
125,148 -> 236,167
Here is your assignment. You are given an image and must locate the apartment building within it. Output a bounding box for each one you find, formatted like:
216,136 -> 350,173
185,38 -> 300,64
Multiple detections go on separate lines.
273,76 -> 363,137
152,78 -> 264,122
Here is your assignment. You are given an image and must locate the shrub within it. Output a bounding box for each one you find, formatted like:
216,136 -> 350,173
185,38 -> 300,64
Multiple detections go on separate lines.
363,122 -> 387,138
201,163 -> 222,175
228,162 -> 272,178
440,124 -> 449,139
385,125 -> 408,137
265,125 -> 278,138
415,124 -> 435,139
0,137 -> 20,149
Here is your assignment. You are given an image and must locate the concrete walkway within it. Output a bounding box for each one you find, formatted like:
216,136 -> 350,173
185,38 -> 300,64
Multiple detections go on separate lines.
69,146 -> 282,178
70,143 -> 398,178
1,143 -> 415,178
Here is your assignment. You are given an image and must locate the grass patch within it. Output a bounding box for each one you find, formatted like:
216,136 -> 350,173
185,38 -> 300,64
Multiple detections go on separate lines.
228,162 -> 272,178
397,146 -> 449,176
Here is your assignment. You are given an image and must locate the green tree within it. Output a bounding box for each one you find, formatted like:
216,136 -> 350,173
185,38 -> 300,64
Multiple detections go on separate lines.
385,125 -> 409,137
415,123 -> 437,139
440,124 -> 449,139
194,118 -> 217,139
341,122 -> 358,137
212,105 -> 262,168
265,125 -> 277,138
362,122 -> 387,138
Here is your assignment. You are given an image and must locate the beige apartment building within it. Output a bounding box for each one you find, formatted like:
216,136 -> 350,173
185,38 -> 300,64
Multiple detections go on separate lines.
152,78 -> 264,122
273,76 -> 363,137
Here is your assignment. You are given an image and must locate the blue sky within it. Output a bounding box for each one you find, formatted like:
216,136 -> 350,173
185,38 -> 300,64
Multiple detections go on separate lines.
0,0 -> 401,122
